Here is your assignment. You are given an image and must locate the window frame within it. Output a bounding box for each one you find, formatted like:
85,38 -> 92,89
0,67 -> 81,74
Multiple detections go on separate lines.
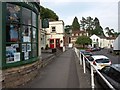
51,26 -> 56,32
2,2 -> 39,69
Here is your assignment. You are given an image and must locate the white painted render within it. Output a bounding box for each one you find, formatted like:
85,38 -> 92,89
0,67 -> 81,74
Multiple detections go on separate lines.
90,34 -> 101,48
90,34 -> 115,48
45,20 -> 65,48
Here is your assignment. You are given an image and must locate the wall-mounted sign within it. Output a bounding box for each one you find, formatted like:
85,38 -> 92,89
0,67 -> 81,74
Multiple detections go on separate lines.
42,18 -> 49,28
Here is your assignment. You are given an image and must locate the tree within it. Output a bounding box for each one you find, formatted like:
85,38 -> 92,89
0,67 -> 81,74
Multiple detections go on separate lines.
80,16 -> 104,36
93,17 -> 104,36
40,6 -> 59,21
113,32 -> 120,37
80,17 -> 86,30
85,16 -> 94,36
64,25 -> 72,34
75,36 -> 92,48
105,27 -> 114,37
72,17 -> 80,31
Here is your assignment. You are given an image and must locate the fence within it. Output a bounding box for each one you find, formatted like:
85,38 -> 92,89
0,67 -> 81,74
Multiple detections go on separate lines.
74,47 -> 115,90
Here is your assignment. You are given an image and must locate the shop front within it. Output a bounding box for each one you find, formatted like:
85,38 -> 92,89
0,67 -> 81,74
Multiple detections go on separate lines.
49,38 -> 60,49
0,2 -> 41,88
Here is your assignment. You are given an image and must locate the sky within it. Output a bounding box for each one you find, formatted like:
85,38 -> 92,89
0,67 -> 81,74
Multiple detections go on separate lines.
41,0 -> 119,32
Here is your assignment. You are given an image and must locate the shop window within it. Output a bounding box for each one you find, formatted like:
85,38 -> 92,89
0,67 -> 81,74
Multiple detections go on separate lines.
6,24 -> 20,42
6,44 -> 20,63
32,28 -> 37,42
22,7 -> 31,25
5,3 -> 38,64
32,12 -> 37,27
6,3 -> 21,23
22,26 -> 31,42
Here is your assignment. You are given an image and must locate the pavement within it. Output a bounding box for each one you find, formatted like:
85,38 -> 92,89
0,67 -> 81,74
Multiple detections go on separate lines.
18,48 -> 97,88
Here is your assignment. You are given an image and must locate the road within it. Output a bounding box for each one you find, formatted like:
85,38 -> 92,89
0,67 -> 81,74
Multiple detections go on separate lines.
92,49 -> 120,64
19,49 -> 80,88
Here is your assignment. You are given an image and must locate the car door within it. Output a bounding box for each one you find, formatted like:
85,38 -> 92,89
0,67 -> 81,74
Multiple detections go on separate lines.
99,66 -> 120,90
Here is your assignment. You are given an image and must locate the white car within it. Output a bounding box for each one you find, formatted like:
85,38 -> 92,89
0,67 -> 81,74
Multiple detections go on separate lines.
87,55 -> 111,70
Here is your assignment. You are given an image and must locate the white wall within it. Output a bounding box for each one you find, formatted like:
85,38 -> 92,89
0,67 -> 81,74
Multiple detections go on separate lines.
90,34 -> 101,47
46,20 -> 64,34
46,20 -> 65,48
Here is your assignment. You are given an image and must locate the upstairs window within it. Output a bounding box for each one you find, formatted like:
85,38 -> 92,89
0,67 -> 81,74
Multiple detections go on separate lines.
51,26 -> 56,32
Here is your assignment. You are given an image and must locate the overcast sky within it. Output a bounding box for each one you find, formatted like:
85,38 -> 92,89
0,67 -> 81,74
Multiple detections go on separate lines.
41,0 -> 119,32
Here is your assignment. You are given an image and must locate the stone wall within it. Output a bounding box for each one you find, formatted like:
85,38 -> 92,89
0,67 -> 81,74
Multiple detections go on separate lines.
2,60 -> 42,88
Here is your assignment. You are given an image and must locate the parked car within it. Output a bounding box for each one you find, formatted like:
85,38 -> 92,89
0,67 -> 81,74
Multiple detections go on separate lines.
86,47 -> 101,52
86,55 -> 111,70
80,50 -> 92,59
79,50 -> 93,64
96,64 -> 120,90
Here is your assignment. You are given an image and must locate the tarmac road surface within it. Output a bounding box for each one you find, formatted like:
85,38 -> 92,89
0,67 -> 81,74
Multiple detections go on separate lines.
20,49 -> 80,88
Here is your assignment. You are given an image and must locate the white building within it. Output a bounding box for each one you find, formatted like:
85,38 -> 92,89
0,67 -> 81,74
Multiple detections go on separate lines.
45,20 -> 65,49
90,34 -> 101,48
90,34 -> 116,48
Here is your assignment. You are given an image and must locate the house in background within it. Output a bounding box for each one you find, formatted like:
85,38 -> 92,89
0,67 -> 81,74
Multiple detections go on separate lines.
90,34 -> 116,48
71,30 -> 88,45
90,34 -> 101,48
45,20 -> 65,51
106,37 -> 116,48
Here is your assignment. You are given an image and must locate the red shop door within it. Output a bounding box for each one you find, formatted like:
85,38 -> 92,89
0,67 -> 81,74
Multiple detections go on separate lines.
50,39 -> 54,49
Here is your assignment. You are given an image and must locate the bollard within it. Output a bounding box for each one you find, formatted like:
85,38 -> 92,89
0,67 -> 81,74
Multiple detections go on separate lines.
83,56 -> 86,73
91,65 -> 95,89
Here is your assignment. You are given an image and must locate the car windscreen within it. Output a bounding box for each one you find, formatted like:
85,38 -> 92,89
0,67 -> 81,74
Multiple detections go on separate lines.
88,57 -> 94,61
84,52 -> 92,55
96,59 -> 110,63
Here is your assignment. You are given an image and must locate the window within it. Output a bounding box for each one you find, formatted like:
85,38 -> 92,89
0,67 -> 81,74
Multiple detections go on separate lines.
22,26 -> 31,42
32,12 -> 37,27
6,3 -> 21,23
6,3 -> 38,64
22,7 -> 31,25
51,26 -> 56,32
6,24 -> 20,42
76,34 -> 78,36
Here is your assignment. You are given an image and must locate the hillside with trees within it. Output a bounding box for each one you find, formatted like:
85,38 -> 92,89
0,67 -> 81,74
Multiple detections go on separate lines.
65,16 -> 120,37
40,6 -> 59,21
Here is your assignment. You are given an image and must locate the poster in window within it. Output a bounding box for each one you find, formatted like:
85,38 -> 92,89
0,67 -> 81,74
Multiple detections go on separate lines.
23,36 -> 30,42
11,44 -> 19,48
10,25 -> 19,42
27,44 -> 31,51
6,46 -> 16,63
24,52 -> 29,60
22,44 -> 26,52
14,52 -> 20,62
7,4 -> 20,23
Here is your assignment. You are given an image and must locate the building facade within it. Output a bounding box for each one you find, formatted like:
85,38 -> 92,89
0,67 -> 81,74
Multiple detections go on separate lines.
71,30 -> 88,45
90,34 -> 116,48
0,2 -> 41,88
45,20 -> 65,49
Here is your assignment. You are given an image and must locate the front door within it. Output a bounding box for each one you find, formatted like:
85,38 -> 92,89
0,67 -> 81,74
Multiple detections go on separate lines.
50,39 -> 54,49
56,39 -> 60,48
